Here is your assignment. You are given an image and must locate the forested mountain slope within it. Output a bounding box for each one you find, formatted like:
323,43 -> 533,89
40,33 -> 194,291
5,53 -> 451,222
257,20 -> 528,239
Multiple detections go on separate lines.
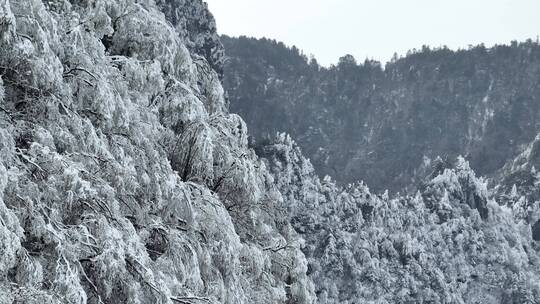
222,36 -> 540,192
0,1 -> 539,304
258,134 -> 540,303
495,134 -> 540,235
0,1 -> 314,303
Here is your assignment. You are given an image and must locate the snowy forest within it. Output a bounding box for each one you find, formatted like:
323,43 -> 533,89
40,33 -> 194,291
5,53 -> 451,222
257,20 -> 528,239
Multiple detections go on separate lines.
0,0 -> 539,304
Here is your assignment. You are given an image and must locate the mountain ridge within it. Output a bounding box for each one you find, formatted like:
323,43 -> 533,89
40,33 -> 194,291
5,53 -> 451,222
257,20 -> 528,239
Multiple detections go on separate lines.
223,35 -> 540,192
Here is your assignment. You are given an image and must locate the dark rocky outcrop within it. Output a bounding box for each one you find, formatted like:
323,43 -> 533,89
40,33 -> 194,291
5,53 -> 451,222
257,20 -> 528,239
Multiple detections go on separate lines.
156,0 -> 225,78
533,220 -> 540,241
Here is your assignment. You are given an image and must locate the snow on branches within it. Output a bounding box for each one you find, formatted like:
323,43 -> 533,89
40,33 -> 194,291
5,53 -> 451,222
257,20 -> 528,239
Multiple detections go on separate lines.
0,0 -> 315,303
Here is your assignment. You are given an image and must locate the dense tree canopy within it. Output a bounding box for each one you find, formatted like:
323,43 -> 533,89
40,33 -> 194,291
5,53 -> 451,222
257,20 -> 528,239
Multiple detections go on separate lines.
223,36 -> 540,192
0,1 -> 539,304
0,1 -> 314,303
259,134 -> 540,303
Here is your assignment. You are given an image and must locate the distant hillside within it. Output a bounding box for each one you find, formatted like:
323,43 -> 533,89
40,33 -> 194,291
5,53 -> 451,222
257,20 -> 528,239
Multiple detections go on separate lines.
222,35 -> 540,192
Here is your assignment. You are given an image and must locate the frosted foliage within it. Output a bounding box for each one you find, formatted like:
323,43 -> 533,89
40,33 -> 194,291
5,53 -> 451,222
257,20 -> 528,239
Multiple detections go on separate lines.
0,0 -> 15,43
2,0 -> 539,303
0,1 -> 315,303
0,76 -> 4,102
260,134 -> 540,304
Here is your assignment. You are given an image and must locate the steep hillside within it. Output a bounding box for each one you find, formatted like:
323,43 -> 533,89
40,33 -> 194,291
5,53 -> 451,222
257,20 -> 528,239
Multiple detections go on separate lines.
258,134 -> 540,303
0,1 -> 314,303
494,134 -> 540,237
222,36 -> 540,192
1,1 -> 539,304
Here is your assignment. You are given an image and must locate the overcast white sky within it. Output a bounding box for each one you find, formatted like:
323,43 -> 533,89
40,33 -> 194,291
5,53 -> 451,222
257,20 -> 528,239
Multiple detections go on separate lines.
205,0 -> 540,66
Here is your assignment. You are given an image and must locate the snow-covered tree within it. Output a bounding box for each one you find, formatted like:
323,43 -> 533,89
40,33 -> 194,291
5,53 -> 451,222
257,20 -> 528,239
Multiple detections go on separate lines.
259,134 -> 540,303
0,1 -> 315,303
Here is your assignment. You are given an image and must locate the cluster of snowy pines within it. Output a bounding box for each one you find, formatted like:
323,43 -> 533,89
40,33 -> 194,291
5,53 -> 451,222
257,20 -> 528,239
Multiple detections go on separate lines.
261,135 -> 540,303
0,1 -> 538,304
